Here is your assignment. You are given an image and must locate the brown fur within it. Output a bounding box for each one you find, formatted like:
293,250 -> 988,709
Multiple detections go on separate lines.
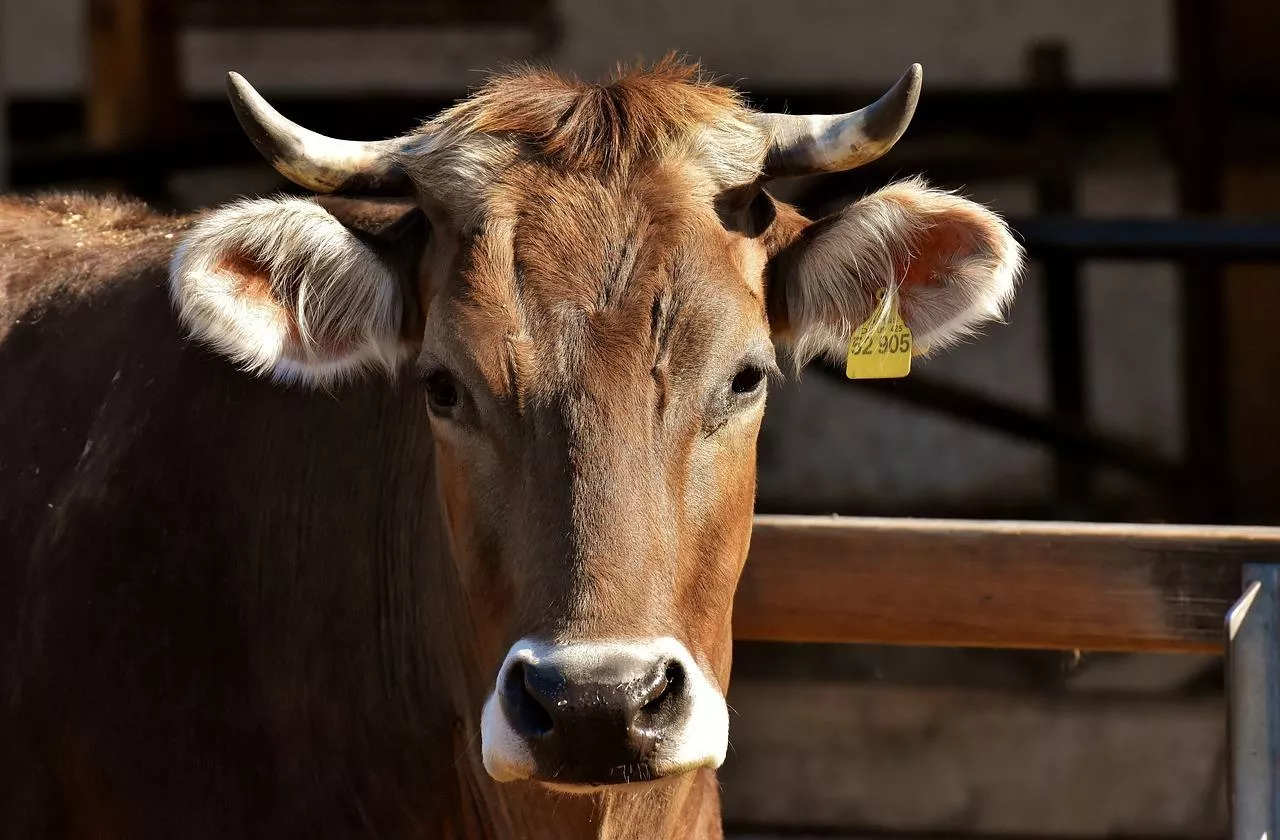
399,58 -> 769,228
0,194 -> 187,340
433,56 -> 753,174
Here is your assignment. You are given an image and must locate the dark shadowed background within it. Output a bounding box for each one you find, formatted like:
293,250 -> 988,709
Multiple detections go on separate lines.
4,1 -> 1278,837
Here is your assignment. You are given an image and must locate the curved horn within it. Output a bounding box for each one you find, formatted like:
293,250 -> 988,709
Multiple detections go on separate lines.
755,64 -> 922,178
226,72 -> 411,194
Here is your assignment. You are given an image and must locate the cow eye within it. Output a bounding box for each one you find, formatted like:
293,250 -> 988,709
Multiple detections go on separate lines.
423,369 -> 459,413
730,365 -> 767,395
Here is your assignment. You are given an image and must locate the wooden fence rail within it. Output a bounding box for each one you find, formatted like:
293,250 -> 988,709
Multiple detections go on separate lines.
734,516 -> 1280,654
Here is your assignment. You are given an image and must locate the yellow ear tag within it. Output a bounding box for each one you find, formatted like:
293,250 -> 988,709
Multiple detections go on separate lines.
845,289 -> 912,379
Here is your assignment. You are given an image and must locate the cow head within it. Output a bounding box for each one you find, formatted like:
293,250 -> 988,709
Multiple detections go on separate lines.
170,59 -> 1021,791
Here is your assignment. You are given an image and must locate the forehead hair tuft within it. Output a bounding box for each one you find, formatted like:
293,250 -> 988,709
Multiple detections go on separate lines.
402,55 -> 768,191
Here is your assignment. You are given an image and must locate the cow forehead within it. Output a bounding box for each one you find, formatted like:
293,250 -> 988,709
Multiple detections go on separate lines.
397,57 -> 770,227
503,163 -> 760,309
428,166 -> 769,404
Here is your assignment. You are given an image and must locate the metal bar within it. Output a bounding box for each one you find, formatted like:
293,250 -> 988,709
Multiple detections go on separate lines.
1028,43 -> 1091,514
0,2 -> 7,191
1227,565 -> 1280,840
1174,0 -> 1231,523
1012,218 -> 1280,262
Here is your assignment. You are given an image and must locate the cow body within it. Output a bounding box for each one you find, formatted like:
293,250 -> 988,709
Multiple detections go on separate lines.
2,60 -> 1022,839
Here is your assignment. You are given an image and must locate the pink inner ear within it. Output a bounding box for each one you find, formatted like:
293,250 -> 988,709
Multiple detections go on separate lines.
900,217 -> 980,289
215,251 -> 276,306
213,251 -> 303,345
214,250 -> 375,364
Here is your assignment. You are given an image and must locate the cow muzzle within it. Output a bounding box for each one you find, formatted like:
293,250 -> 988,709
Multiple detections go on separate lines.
480,638 -> 729,789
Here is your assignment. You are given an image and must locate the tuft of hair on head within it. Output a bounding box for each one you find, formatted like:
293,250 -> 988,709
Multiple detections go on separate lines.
401,53 -> 768,187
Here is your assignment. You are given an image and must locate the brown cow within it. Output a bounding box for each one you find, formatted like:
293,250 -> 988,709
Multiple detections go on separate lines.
0,59 -> 1021,839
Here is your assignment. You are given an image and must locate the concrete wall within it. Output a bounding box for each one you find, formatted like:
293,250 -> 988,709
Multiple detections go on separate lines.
721,682 -> 1227,836
7,0 -> 1171,95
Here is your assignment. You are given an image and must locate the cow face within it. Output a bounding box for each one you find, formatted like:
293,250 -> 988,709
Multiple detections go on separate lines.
170,60 -> 1021,791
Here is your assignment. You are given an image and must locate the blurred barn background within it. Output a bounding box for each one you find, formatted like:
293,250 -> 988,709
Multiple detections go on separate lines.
4,1 -> 1278,837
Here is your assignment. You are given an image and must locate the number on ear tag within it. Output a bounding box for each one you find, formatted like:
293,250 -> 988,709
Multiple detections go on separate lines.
845,290 -> 912,379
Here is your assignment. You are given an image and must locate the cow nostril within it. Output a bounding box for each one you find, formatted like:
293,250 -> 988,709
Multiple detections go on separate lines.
501,662 -> 555,737
640,660 -> 685,715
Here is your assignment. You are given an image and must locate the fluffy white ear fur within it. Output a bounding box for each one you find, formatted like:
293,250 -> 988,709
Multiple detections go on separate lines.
170,197 -> 408,386
773,178 -> 1024,368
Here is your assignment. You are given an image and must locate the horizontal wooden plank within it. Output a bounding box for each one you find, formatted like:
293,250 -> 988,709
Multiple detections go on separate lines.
735,516 -> 1280,653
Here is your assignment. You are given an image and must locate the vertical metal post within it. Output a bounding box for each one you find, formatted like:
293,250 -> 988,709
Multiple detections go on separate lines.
1028,42 -> 1090,517
1227,564 -> 1280,840
1174,0 -> 1231,523
0,0 -> 8,191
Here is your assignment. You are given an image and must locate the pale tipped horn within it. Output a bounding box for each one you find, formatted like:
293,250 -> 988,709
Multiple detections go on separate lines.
226,72 -> 411,194
754,64 -> 922,178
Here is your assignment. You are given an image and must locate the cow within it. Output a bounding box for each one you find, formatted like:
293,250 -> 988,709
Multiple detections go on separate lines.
0,58 -> 1021,839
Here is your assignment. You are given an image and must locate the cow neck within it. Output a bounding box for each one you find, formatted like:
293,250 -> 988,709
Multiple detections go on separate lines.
453,760 -> 725,840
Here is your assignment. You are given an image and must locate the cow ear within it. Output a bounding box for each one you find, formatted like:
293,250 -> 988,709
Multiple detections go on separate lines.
170,196 -> 426,386
767,178 -> 1022,367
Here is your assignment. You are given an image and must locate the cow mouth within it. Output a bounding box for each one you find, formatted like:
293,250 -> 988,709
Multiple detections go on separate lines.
536,766 -> 696,795
537,762 -> 666,791
514,753 -> 723,793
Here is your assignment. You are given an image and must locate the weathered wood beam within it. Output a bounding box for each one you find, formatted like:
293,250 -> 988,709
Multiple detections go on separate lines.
86,0 -> 179,150
735,516 -> 1279,653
